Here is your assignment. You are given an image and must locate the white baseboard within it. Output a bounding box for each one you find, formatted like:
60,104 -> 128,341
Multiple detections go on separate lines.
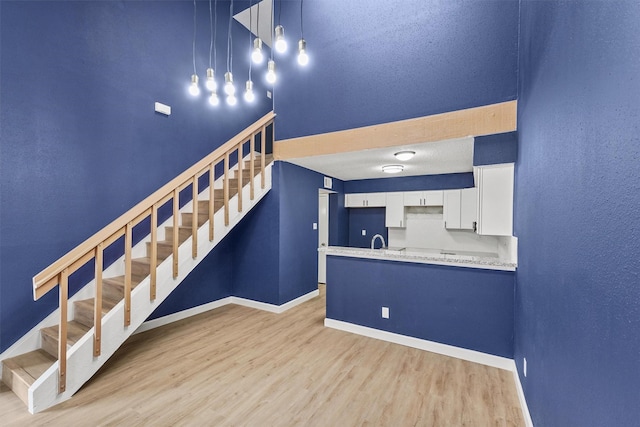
324,318 -> 513,370
135,289 -> 320,333
324,318 -> 533,425
232,289 -> 320,314
510,360 -> 534,427
134,297 -> 233,334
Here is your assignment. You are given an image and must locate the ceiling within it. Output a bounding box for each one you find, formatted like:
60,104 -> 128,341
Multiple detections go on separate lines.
284,137 -> 475,181
234,0 -> 273,47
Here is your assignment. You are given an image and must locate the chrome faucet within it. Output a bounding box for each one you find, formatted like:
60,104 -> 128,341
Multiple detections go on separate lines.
371,234 -> 386,250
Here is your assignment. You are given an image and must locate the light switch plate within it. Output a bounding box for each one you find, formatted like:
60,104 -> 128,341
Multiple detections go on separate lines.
313,223 -> 317,230
154,102 -> 171,116
362,229 -> 366,236
382,307 -> 389,319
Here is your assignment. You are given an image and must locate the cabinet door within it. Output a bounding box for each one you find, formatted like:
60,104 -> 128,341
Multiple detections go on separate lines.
476,164 -> 514,236
423,190 -> 444,206
345,193 -> 367,207
366,192 -> 387,207
385,193 -> 405,228
403,191 -> 423,206
443,190 -> 461,229
460,188 -> 477,230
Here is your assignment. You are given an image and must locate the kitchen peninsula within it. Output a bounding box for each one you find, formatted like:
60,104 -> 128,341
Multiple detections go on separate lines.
322,246 -> 516,358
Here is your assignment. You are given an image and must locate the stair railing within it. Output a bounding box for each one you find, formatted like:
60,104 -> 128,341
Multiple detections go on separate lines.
31,111 -> 275,394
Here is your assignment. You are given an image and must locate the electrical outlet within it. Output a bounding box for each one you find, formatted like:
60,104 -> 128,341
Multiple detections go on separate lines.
524,357 -> 527,377
267,90 -> 272,99
382,307 -> 389,319
362,229 -> 366,236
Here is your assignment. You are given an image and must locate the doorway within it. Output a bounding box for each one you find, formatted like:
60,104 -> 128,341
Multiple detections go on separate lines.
318,192 -> 329,284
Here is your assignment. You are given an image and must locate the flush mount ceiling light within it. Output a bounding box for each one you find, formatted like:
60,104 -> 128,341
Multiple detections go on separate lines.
394,151 -> 416,161
382,165 -> 404,174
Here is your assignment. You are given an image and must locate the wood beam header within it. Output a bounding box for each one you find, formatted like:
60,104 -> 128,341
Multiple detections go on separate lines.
274,101 -> 517,160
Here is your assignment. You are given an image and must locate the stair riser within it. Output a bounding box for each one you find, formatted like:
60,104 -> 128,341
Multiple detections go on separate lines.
1,367 -> 30,406
74,302 -> 95,328
146,242 -> 173,260
197,200 -> 225,211
164,227 -> 192,244
40,332 -> 67,359
103,281 -> 124,303
181,213 -> 209,228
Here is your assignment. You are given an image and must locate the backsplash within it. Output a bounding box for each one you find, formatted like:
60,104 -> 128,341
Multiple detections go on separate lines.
387,207 -> 499,255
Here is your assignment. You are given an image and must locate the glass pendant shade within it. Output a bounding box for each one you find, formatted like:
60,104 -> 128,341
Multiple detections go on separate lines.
209,90 -> 220,106
224,72 -> 235,95
205,68 -> 217,92
297,39 -> 309,66
244,80 -> 255,102
252,38 -> 264,64
274,25 -> 287,53
266,60 -> 277,84
189,74 -> 200,96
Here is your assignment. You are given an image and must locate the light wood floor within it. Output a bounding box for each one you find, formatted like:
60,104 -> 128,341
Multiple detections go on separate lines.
1,285 -> 524,426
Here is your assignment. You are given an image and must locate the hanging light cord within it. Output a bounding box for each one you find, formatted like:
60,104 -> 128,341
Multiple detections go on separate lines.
208,0 -> 213,68
213,0 -> 218,70
278,0 -> 282,25
227,0 -> 233,72
300,0 -> 304,38
192,0 -> 197,75
248,0 -> 253,80
270,0 -> 274,60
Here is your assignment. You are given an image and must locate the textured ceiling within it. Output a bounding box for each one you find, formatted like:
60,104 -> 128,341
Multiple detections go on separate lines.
234,0 -> 273,47
285,137 -> 474,181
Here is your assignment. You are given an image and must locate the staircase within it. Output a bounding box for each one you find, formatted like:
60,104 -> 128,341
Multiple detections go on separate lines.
1,113 -> 275,414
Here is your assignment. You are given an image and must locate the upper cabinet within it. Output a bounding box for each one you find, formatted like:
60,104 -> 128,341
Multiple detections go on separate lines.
475,163 -> 514,236
404,190 -> 444,207
444,188 -> 477,230
385,192 -> 405,228
345,192 -> 387,208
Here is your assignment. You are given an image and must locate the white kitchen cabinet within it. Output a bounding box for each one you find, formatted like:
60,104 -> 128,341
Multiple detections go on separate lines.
385,192 -> 405,228
475,163 -> 514,236
345,192 -> 386,208
444,188 -> 477,230
403,190 -> 443,207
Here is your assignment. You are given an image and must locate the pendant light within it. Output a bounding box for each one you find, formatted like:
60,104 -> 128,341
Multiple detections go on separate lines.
225,0 -> 236,105
205,0 -> 218,94
274,0 -> 287,53
297,0 -> 308,66
251,2 -> 264,64
244,0 -> 255,103
188,0 -> 200,97
266,0 -> 277,84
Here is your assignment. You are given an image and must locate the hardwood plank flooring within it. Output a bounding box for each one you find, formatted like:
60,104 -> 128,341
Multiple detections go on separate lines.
0,285 -> 524,426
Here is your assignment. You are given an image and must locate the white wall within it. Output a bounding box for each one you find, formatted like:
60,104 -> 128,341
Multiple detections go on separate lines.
388,207 -> 499,255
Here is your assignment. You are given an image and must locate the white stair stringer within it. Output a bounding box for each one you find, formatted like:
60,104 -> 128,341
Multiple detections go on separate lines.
26,163 -> 272,414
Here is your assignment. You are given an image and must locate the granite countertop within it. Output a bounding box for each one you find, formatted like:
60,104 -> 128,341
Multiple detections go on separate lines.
320,246 -> 517,271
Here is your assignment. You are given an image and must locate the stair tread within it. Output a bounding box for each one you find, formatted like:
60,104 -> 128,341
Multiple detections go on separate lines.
40,320 -> 91,345
76,297 -> 116,312
2,350 -> 56,386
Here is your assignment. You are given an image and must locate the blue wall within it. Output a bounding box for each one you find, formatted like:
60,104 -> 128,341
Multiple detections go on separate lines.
0,1 -> 271,352
231,161 -> 347,305
326,256 -> 514,357
274,0 -> 519,139
474,132 -> 518,166
348,208 -> 387,249
344,173 -> 474,194
515,2 -> 640,426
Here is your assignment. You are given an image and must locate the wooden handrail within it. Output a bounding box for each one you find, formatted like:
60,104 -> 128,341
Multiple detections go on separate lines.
32,111 -> 275,299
